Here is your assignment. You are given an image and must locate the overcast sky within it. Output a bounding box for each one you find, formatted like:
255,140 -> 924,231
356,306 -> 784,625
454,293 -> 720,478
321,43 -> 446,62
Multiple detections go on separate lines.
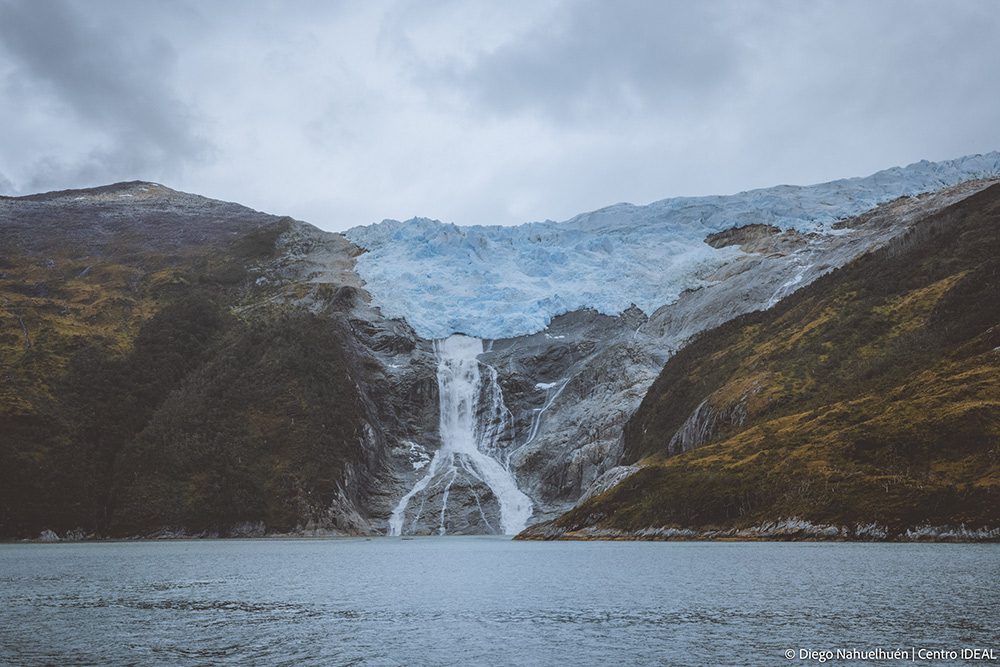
1,0 -> 998,231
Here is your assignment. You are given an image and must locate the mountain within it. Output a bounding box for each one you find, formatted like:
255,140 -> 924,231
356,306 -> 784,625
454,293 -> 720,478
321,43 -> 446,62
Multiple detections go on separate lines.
0,182 -> 439,538
3,154 -> 999,540
342,155 -> 1000,535
519,184 -> 1000,541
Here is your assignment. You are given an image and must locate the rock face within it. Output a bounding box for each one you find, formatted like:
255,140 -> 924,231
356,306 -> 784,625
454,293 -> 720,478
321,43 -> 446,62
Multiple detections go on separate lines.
481,308 -> 657,522
261,219 -> 443,530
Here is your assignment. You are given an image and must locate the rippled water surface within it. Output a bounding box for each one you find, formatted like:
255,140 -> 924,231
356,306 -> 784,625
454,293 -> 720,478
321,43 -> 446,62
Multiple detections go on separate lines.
1,538 -> 998,665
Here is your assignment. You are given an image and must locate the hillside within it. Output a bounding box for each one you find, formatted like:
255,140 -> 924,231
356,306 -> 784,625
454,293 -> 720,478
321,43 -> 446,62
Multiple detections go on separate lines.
0,182 -> 429,539
519,184 -> 1000,541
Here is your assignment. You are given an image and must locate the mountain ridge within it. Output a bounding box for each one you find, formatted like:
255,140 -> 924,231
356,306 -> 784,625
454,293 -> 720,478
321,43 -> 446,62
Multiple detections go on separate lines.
3,155 -> 998,540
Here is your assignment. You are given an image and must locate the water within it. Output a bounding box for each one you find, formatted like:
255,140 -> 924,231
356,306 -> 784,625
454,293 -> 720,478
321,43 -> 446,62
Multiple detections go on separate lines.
1,539 -> 997,666
389,335 -> 532,536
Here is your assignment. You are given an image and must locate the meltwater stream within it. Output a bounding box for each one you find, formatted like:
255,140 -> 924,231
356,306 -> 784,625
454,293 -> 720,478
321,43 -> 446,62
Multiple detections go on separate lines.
388,335 -> 533,536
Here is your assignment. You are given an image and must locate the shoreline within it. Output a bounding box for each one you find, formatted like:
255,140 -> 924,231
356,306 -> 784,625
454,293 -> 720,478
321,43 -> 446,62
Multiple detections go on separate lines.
5,529 -> 1000,545
515,520 -> 1000,543
514,534 -> 1000,543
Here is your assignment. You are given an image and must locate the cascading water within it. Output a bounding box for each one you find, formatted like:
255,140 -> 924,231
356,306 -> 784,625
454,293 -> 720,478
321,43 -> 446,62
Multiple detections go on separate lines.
388,334 -> 533,536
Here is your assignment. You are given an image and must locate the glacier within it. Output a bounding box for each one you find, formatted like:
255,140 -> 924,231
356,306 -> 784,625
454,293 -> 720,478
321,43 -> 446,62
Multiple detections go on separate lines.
345,152 -> 1000,340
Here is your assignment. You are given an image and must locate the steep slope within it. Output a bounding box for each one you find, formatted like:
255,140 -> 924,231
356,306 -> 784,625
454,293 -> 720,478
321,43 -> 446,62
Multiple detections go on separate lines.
519,184 -> 1000,540
0,182 -> 438,539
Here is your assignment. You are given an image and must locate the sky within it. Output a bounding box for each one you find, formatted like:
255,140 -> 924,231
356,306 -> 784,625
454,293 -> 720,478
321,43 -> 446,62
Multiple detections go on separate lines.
1,0 -> 998,232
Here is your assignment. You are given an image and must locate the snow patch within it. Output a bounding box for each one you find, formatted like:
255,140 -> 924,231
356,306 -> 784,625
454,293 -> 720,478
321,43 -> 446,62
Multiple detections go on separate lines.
403,440 -> 431,471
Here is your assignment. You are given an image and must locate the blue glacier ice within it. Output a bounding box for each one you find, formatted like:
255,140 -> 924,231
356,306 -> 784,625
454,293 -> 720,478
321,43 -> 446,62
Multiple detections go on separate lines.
345,152 -> 1000,340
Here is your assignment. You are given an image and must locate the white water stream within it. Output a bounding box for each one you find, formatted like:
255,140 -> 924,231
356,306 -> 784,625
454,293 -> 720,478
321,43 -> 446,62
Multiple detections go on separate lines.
388,335 -> 533,536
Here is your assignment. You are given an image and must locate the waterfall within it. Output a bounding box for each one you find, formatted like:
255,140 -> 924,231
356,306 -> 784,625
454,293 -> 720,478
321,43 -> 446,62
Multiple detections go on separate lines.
388,334 -> 533,536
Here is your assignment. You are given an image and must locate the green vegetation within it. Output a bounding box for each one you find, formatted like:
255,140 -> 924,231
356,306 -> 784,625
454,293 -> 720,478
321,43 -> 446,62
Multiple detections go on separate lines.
111,311 -> 371,535
547,185 -> 1000,538
1,204 -> 374,538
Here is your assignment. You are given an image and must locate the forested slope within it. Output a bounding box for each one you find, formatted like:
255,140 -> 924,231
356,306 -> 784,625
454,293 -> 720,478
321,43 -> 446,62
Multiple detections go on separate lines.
0,183 -> 392,538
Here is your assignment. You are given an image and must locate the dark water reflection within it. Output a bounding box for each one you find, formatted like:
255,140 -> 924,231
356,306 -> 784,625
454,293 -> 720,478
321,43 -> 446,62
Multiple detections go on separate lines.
1,537 -> 997,665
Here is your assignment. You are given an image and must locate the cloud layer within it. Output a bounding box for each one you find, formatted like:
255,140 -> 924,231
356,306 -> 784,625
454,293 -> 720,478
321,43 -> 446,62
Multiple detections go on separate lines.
1,0 -> 998,230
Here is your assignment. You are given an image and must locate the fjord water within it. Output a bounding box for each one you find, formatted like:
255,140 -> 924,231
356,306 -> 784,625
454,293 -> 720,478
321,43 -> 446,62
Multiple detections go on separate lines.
2,539 -> 998,666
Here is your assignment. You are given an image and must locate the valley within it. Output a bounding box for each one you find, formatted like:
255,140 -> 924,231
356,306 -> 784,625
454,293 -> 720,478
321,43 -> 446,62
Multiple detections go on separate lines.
2,155 -> 999,540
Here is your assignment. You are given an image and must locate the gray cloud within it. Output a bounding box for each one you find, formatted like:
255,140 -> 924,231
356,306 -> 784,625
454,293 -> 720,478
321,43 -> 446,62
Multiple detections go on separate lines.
0,0 -> 997,229
413,0 -> 748,123
0,0 -> 206,191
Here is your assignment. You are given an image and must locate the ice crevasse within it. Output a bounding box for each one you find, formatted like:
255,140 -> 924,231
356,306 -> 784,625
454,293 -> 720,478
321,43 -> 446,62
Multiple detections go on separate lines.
344,152 -> 1000,341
